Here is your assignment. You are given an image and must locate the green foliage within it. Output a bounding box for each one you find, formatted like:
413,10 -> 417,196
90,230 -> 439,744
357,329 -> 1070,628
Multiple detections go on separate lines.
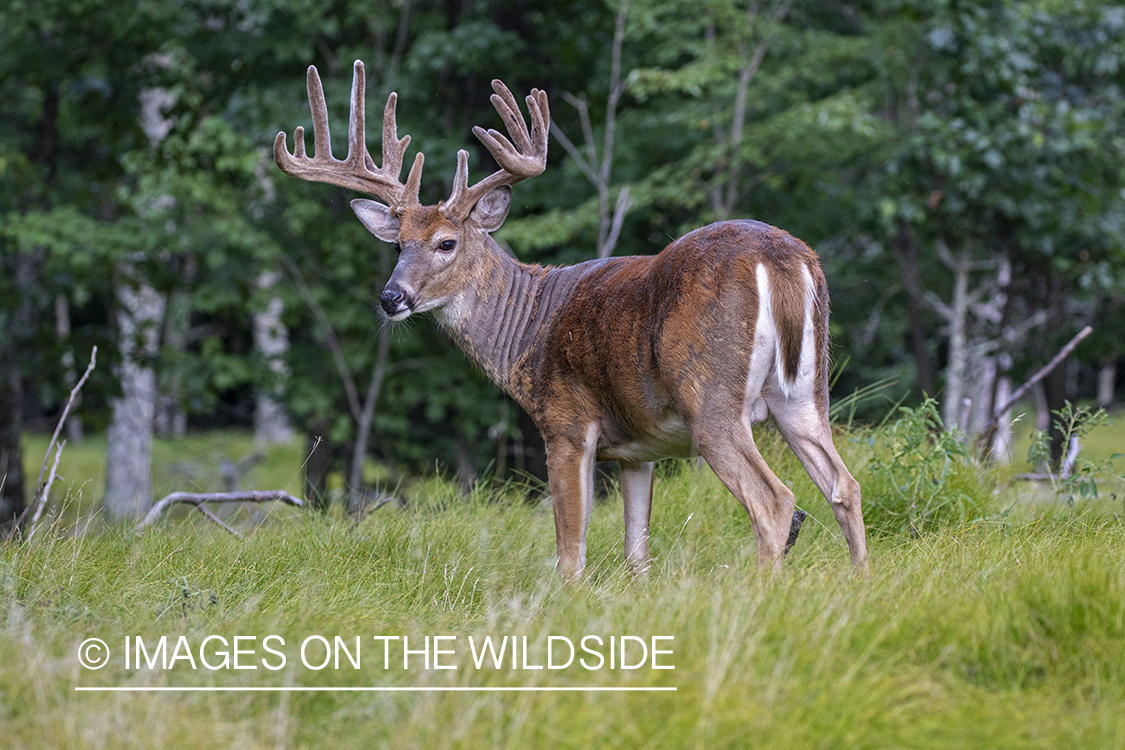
859,399 -> 990,535
1028,402 -> 1121,502
2,0 -> 1122,498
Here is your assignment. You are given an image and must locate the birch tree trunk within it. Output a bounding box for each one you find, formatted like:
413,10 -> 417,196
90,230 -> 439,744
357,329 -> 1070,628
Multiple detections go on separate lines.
103,260 -> 166,521
155,254 -> 194,439
990,368 -> 1014,461
941,247 -> 970,431
253,270 -> 295,447
1098,358 -> 1116,406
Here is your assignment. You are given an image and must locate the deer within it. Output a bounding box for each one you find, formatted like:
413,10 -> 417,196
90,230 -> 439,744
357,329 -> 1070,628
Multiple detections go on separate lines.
275,61 -> 868,580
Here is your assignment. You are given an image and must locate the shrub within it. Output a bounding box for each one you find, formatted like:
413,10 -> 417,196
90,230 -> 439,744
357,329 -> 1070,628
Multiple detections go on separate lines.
857,399 -> 991,535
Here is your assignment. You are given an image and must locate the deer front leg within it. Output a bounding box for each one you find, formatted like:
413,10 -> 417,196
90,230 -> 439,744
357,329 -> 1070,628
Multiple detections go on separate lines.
546,422 -> 600,581
620,461 -> 654,574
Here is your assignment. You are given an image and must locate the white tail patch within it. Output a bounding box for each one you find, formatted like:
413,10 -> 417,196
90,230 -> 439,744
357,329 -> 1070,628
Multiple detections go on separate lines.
797,262 -> 817,394
749,263 -> 815,404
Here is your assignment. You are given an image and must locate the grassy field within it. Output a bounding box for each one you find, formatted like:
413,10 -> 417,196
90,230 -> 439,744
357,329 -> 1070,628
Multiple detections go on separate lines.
3,412 -> 1124,748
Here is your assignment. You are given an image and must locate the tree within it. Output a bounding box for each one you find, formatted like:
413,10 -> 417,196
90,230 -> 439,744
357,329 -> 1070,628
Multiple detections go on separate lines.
864,0 -> 1125,458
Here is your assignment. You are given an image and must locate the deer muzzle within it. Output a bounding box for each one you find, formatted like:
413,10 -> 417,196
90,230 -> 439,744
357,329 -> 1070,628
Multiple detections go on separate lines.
380,286 -> 413,319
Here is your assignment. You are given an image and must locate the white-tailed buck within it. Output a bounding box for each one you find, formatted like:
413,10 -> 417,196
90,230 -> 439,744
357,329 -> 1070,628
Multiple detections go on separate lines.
276,61 -> 867,578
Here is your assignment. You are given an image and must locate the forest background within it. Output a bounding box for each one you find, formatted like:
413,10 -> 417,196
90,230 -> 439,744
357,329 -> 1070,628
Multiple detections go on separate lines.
2,0 -> 1124,525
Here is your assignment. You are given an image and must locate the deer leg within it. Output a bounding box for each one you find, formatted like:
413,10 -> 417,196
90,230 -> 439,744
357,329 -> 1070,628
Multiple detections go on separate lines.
693,419 -> 795,571
545,421 -> 599,580
620,460 -> 654,574
767,397 -> 868,573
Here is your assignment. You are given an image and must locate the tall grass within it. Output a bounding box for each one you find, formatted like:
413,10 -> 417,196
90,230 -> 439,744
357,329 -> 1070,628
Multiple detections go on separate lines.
3,420 -> 1125,748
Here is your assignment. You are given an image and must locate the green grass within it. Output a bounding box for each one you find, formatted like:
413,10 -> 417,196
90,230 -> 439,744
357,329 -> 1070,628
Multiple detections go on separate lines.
21,431 -> 309,524
3,426 -> 1125,748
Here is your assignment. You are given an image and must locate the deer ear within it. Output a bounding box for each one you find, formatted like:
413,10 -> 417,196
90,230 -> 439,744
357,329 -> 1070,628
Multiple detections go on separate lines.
469,186 -> 512,233
351,199 -> 400,242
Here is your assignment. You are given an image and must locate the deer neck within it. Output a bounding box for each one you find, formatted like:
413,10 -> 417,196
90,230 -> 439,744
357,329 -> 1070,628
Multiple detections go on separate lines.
431,237 -> 549,400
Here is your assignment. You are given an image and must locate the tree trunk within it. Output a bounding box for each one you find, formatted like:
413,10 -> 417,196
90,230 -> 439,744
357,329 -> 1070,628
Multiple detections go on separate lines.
0,366 -> 25,529
304,430 -> 332,512
941,247 -> 970,432
0,248 -> 43,528
892,224 -> 936,396
1041,276 -> 1069,466
253,270 -> 295,447
990,370 -> 1014,461
1097,358 -> 1116,406
1033,381 -> 1051,431
155,254 -> 194,439
103,260 -> 166,521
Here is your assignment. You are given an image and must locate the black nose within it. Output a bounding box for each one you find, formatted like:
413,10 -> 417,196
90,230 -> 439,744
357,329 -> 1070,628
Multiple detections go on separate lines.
380,289 -> 407,316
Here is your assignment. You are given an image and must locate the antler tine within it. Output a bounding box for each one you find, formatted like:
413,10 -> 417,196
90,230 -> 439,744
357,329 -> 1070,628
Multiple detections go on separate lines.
309,65 -> 332,163
274,60 -> 421,209
439,79 -> 550,221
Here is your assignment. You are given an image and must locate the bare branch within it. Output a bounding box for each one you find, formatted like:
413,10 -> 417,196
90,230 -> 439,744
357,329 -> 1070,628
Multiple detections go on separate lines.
281,254 -> 362,423
934,237 -> 956,269
600,186 -> 633,258
15,346 -> 96,535
601,0 -> 630,188
979,326 -> 1093,435
135,490 -> 305,535
26,440 -> 65,541
196,503 -> 243,538
554,1 -> 633,257
36,346 -> 95,493
348,494 -> 395,531
548,121 -> 599,184
922,289 -> 954,320
721,0 -> 794,216
561,92 -> 599,173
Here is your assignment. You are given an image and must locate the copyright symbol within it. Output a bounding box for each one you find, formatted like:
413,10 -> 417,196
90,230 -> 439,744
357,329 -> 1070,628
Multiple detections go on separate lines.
78,638 -> 110,669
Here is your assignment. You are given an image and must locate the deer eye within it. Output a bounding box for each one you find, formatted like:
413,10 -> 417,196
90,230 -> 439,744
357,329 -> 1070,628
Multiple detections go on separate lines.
392,242 -> 402,254
438,239 -> 456,252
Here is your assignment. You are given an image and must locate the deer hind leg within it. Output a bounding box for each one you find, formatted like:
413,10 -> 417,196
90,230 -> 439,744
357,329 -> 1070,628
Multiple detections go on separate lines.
692,416 -> 796,572
545,421 -> 600,581
766,395 -> 868,573
620,461 -> 654,574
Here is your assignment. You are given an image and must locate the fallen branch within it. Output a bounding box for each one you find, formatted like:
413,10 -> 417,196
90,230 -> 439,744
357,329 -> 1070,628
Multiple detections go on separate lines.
348,494 -> 396,532
978,326 -> 1093,438
135,490 -> 304,536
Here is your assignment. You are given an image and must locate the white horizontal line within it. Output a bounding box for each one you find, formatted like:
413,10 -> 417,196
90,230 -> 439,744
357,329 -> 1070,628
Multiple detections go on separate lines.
75,686 -> 676,693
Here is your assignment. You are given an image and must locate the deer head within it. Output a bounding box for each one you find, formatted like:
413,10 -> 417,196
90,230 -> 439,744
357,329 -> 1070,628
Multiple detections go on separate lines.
275,61 -> 549,321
